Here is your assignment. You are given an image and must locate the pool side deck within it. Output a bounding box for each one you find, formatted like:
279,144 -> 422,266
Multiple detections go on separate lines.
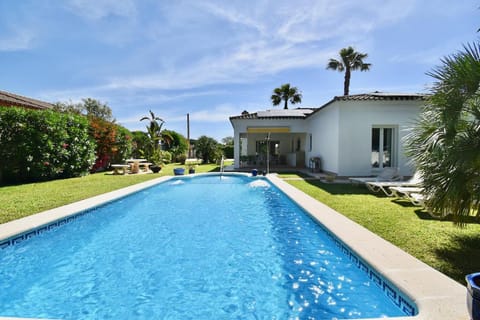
0,173 -> 469,320
267,174 -> 468,320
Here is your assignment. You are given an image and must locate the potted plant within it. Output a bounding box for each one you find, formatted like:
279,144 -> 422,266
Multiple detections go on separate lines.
149,149 -> 163,174
185,158 -> 201,174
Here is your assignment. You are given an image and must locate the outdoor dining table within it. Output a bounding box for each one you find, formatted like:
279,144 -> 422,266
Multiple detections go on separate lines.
125,159 -> 151,173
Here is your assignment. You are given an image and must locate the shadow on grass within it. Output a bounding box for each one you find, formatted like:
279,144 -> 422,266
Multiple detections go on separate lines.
434,233 -> 480,283
299,178 -> 379,196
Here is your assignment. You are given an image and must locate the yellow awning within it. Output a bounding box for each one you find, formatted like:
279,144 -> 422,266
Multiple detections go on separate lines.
247,127 -> 290,133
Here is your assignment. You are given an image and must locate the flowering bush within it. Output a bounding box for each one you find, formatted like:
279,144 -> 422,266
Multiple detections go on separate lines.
0,107 -> 96,183
88,117 -> 132,172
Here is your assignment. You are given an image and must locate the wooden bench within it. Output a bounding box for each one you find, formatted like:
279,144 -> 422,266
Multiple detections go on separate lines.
111,164 -> 130,175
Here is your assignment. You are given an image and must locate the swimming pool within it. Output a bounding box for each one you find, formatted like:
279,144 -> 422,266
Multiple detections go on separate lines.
0,174 -> 415,319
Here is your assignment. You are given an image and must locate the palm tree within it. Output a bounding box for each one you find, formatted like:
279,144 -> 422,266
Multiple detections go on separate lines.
405,43 -> 480,224
271,83 -> 302,109
327,46 -> 371,96
140,110 -> 168,164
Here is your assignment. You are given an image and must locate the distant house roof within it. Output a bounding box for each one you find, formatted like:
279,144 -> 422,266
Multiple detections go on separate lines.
333,91 -> 428,101
230,92 -> 428,121
0,90 -> 54,110
230,108 -> 317,120
307,91 -> 428,117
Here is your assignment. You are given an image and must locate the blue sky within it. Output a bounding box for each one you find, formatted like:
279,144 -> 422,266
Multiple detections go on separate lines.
0,1 -> 478,141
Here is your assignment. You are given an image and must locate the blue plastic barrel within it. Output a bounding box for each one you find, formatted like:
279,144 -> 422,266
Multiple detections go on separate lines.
251,169 -> 258,176
466,272 -> 480,320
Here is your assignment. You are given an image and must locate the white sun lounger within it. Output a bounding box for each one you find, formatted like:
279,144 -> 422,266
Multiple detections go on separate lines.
389,186 -> 425,204
349,167 -> 401,185
365,172 -> 423,196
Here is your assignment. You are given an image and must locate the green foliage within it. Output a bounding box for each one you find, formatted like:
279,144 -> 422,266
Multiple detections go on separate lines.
140,110 -> 168,164
221,136 -> 234,158
271,83 -> 302,109
111,125 -> 132,164
162,129 -> 188,161
405,43 -> 480,224
54,98 -> 114,122
0,107 -> 96,183
327,46 -> 371,95
89,117 -> 132,171
176,153 -> 187,164
195,135 -> 219,163
130,131 -> 149,158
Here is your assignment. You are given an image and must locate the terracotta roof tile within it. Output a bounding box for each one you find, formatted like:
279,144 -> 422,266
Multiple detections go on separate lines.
0,90 -> 54,110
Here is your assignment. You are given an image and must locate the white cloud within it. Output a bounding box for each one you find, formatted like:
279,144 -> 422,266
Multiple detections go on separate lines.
0,30 -> 34,51
94,0 -> 417,91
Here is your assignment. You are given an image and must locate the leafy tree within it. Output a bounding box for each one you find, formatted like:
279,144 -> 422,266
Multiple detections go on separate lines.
83,98 -> 114,122
54,98 -> 114,122
89,118 -> 132,172
327,46 -> 371,96
221,136 -> 234,158
195,135 -> 219,163
405,43 -> 480,223
130,131 -> 150,159
222,136 -> 234,145
271,83 -> 302,109
162,129 -> 188,161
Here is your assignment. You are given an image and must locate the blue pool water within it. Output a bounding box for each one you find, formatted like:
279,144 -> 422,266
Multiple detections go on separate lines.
0,174 -> 410,319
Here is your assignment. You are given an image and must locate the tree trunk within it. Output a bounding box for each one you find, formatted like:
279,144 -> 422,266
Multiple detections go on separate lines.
284,99 -> 288,109
344,68 -> 351,96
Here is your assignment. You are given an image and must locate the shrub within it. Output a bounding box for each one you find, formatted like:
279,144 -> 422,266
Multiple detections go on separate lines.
176,153 -> 187,164
0,107 -> 96,183
89,117 -> 132,172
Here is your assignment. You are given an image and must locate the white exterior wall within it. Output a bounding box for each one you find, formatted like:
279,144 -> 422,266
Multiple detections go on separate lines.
335,100 -> 421,176
305,105 -> 340,173
230,98 -> 423,175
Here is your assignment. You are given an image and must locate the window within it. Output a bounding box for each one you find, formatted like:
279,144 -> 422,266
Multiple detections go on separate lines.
371,127 -> 396,169
309,134 -> 312,152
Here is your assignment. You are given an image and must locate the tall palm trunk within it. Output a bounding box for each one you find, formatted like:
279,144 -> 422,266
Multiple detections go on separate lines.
344,68 -> 351,96
284,99 -> 288,109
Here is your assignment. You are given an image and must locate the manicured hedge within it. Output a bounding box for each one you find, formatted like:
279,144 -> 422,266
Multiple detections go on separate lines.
0,107 -> 96,183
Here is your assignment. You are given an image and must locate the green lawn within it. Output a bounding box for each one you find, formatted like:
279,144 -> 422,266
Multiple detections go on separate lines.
280,177 -> 480,284
1,167 -> 478,285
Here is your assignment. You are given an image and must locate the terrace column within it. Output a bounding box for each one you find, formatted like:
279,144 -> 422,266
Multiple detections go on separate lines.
233,130 -> 241,169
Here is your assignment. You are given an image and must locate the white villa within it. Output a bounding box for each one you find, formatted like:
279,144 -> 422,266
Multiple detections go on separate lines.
229,92 -> 427,177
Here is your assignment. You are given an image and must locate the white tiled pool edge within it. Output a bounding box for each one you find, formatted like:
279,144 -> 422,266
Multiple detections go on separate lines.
267,174 -> 468,320
0,173 -> 468,320
0,176 -> 173,247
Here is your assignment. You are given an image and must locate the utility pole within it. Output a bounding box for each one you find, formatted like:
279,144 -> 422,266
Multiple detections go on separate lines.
187,113 -> 191,158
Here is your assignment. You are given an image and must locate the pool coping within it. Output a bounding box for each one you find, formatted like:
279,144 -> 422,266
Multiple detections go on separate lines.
0,172 -> 468,320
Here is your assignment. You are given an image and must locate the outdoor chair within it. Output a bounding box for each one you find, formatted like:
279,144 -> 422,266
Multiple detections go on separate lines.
389,186 -> 425,204
365,171 -> 423,196
349,167 -> 402,185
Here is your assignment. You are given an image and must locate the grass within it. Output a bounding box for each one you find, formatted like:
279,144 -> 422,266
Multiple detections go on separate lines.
279,176 -> 480,284
0,162 -> 221,224
1,166 -> 478,285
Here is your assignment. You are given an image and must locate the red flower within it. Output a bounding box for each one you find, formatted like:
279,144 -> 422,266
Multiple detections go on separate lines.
44,161 -> 50,166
